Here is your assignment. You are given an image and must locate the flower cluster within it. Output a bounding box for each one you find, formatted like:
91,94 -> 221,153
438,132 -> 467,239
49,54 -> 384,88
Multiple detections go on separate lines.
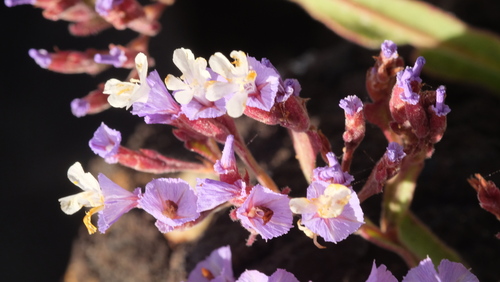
187,246 -> 300,282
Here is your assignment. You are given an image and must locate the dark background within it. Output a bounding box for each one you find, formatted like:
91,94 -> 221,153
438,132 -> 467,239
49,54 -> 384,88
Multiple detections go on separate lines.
2,0 -> 500,281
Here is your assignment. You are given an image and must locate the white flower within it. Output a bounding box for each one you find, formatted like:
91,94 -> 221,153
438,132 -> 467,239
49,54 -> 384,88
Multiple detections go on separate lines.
58,162 -> 103,215
165,48 -> 211,105
103,52 -> 150,109
207,51 -> 257,117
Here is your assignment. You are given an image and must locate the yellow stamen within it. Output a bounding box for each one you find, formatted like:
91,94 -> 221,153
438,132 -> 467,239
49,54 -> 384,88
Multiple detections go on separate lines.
83,205 -> 104,234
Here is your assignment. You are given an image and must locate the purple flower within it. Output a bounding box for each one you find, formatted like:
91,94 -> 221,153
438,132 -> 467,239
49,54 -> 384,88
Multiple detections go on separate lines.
396,57 -> 426,105
246,56 -> 280,112
131,70 -> 181,124
236,185 -> 293,240
381,40 -> 398,59
28,48 -> 51,69
71,98 -> 90,118
386,142 -> 406,163
339,95 -> 363,116
94,47 -> 127,68
139,178 -> 200,233
89,122 -> 122,163
95,0 -> 123,16
196,179 -> 246,212
4,0 -> 35,7
431,85 -> 451,116
97,174 -> 141,233
366,261 -> 398,282
289,181 -> 364,243
236,269 -> 299,282
402,257 -> 479,282
366,257 -> 479,282
214,135 -> 237,175
187,245 -> 235,282
278,78 -> 302,102
313,152 -> 354,186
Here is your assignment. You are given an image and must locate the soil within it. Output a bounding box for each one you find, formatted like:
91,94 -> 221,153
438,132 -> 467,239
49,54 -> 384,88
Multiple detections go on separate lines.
3,0 -> 500,281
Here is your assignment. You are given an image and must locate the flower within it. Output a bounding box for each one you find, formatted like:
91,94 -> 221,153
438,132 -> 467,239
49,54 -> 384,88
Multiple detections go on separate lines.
187,245 -> 235,282
95,0 -> 123,16
94,46 -> 127,68
312,152 -> 354,186
339,95 -> 363,116
396,57 -> 426,105
103,52 -> 150,109
131,69 -> 181,124
431,85 -> 451,117
236,185 -> 293,240
289,181 -> 364,243
165,48 -> 226,120
366,257 -> 479,282
89,122 -> 122,163
96,174 -> 141,233
381,40 -> 398,59
28,49 -> 51,69
196,179 -> 246,212
236,269 -> 299,282
207,51 -> 279,118
386,142 -> 406,163
58,162 -> 104,234
59,162 -> 103,215
138,178 -> 200,233
366,261 -> 398,282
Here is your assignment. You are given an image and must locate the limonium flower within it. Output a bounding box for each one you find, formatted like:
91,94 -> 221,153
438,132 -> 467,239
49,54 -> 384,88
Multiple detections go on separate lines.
165,48 -> 226,120
196,179 -> 246,212
396,56 -> 426,105
89,122 -> 122,163
103,52 -> 150,109
96,174 -> 141,233
59,162 -> 104,234
431,85 -> 451,117
187,245 -> 235,282
28,48 -> 52,69
207,51 -> 279,118
289,181 -> 364,244
381,40 -> 398,60
94,46 -> 127,68
366,256 -> 479,282
236,269 -> 299,282
138,178 -> 200,233
312,152 -> 354,186
131,69 -> 181,124
236,185 -> 293,240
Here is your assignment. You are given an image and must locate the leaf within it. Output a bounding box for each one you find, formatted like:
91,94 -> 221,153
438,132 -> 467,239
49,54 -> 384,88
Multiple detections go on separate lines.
291,0 -> 500,93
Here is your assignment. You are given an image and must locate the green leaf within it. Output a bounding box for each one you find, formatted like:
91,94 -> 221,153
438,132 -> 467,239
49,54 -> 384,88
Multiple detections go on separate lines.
291,0 -> 500,93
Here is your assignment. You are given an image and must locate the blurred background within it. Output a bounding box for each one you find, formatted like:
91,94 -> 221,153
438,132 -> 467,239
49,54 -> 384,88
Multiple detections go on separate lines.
2,0 -> 500,281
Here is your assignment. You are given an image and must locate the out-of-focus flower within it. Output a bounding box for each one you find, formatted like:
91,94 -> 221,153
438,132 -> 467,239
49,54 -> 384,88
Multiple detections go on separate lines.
236,269 -> 299,282
367,256 -> 479,282
103,52 -> 150,109
187,245 -> 235,282
88,122 -> 122,164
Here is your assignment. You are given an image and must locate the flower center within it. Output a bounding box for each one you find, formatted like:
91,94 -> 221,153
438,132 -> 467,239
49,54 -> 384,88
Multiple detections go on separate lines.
162,200 -> 179,219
